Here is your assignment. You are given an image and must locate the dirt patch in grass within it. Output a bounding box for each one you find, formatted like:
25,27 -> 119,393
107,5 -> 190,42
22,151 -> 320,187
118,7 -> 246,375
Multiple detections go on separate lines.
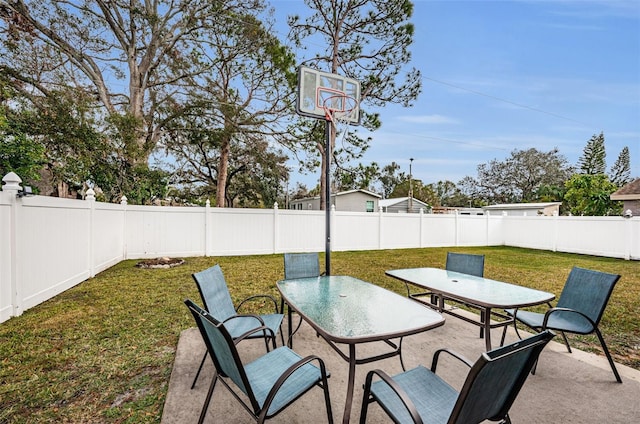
135,257 -> 185,269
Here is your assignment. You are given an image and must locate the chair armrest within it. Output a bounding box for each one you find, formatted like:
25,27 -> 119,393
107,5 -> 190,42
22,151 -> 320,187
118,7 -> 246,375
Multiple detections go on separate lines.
223,313 -> 266,327
542,307 -> 596,330
363,369 -> 424,424
237,294 -> 280,314
232,324 -> 276,345
431,348 -> 473,374
262,353 -> 330,413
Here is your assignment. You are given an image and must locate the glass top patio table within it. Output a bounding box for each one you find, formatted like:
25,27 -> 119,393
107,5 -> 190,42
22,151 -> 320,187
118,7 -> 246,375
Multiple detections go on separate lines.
278,275 -> 444,342
386,268 -> 555,308
277,275 -> 444,423
385,267 -> 555,351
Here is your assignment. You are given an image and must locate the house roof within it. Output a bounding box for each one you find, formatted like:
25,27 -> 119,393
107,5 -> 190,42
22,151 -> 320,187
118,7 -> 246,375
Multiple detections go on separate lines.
291,189 -> 381,202
610,178 -> 640,200
483,202 -> 562,210
379,197 -> 429,208
336,189 -> 382,198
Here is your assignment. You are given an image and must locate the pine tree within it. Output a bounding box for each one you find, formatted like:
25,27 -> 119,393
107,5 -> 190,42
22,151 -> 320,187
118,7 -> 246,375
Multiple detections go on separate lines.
578,132 -> 606,174
609,146 -> 631,187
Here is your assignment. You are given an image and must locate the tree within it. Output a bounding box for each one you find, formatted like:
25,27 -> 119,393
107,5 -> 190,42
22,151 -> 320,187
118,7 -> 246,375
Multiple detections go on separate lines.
377,162 -> 403,198
564,174 -> 621,216
609,146 -> 631,187
578,132 -> 606,175
390,178 -> 437,206
431,180 -> 458,207
288,0 -> 422,209
334,162 -> 380,192
162,9 -> 297,207
475,148 -> 573,204
0,97 -> 45,184
455,176 -> 481,207
0,0 -> 264,177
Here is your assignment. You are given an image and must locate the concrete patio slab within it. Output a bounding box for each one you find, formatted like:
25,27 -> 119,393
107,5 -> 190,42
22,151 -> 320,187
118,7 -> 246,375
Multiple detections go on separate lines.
162,310 -> 639,423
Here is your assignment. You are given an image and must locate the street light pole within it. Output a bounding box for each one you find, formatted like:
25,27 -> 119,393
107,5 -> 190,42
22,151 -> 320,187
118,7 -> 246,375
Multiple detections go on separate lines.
409,158 -> 414,213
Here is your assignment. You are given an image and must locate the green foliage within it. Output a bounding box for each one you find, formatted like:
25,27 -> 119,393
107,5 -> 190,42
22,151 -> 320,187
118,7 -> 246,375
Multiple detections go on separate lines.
475,148 -> 573,204
334,162 -> 381,192
609,146 -> 631,187
564,174 -> 622,216
579,132 -> 607,175
390,178 -> 437,206
0,118 -> 45,184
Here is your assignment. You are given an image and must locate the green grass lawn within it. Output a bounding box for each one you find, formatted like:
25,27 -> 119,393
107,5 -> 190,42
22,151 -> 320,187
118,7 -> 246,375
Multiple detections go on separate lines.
1,246 -> 638,423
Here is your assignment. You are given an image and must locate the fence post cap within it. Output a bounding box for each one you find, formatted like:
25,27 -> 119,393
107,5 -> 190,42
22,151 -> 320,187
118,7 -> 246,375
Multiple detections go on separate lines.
2,172 -> 23,191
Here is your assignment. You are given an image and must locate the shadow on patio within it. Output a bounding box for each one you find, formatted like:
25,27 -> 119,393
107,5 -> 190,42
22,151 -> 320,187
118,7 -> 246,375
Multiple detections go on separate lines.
162,310 -> 639,423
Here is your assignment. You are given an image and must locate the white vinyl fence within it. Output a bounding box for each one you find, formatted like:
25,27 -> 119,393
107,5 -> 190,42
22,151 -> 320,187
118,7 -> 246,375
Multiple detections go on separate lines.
2,172 -> 638,323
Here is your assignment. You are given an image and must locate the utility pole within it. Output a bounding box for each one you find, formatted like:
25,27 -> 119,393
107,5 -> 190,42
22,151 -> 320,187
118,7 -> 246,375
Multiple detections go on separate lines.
408,158 -> 414,213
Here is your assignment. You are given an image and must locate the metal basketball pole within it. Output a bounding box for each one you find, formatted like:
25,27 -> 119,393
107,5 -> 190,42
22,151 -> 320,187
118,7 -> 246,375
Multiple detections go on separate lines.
324,116 -> 332,276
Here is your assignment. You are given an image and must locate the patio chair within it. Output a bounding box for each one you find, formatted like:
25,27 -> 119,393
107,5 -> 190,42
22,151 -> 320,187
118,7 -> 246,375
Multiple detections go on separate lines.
284,252 -> 321,280
185,299 -> 333,424
505,266 -> 622,383
190,264 -> 284,389
282,253 -> 321,346
360,330 -> 555,424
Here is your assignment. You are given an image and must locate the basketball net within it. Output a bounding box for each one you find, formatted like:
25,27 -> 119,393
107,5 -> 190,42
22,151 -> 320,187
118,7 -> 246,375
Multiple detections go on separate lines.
322,94 -> 359,149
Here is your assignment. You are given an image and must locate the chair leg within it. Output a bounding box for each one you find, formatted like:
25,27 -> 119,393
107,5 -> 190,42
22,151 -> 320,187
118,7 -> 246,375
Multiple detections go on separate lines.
398,337 -> 406,371
359,376 -> 374,424
198,372 -> 218,424
560,331 -> 572,353
500,324 -> 508,347
191,350 -> 208,389
287,316 -> 304,346
321,373 -> 334,423
595,328 -> 622,383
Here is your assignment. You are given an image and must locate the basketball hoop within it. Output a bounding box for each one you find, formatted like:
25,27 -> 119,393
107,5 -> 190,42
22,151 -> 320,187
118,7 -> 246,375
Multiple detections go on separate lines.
294,66 -> 362,276
322,94 -> 359,124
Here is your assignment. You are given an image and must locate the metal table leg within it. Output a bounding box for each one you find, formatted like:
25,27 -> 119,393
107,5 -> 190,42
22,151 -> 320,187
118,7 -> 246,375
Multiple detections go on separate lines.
341,344 -> 357,424
484,307 -> 492,351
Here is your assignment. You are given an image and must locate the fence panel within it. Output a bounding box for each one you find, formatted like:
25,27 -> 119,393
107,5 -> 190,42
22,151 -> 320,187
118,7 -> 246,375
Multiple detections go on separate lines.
16,196 -> 91,314
93,203 -> 126,274
276,209 -> 326,253
380,213 -> 422,249
555,216 -> 631,259
208,208 -> 275,256
422,214 -> 457,247
333,211 -> 381,251
125,206 -> 206,259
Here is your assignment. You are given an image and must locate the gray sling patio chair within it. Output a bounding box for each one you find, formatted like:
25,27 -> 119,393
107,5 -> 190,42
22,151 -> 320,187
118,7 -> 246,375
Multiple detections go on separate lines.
504,266 -> 622,383
281,252 -> 321,346
360,330 -> 555,424
185,299 -> 333,424
190,264 -> 284,389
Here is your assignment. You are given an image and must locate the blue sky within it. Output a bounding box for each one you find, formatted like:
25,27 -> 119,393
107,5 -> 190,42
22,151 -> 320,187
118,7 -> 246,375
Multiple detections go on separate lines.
272,0 -> 640,191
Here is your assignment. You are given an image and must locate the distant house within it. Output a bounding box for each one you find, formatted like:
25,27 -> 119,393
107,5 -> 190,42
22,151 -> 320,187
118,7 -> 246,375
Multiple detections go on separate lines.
610,178 -> 640,216
289,189 -> 381,212
379,197 -> 430,213
482,202 -> 562,216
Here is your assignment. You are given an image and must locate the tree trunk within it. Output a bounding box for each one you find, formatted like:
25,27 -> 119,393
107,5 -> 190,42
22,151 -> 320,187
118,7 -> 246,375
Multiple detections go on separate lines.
216,136 -> 231,207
